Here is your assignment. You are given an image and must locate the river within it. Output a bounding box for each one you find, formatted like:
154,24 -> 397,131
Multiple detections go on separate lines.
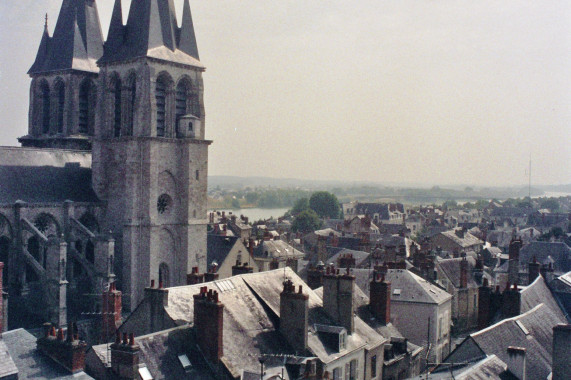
208,207 -> 289,221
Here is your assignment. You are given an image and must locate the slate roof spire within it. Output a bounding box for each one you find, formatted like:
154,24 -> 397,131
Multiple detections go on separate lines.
28,0 -> 104,74
178,0 -> 199,59
100,0 -> 203,68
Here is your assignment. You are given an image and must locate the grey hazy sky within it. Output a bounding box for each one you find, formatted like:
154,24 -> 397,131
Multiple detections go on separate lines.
1,1 -> 569,186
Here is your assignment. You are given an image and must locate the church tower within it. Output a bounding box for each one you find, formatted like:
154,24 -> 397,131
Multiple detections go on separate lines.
92,0 -> 210,309
22,0 -> 104,150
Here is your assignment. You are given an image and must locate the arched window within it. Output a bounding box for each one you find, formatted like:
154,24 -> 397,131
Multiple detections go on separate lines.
125,74 -> 136,136
112,77 -> 122,137
155,78 -> 167,137
79,79 -> 95,134
86,241 -> 95,264
175,81 -> 188,135
55,80 -> 65,134
159,262 -> 170,287
0,236 -> 10,287
41,82 -> 51,134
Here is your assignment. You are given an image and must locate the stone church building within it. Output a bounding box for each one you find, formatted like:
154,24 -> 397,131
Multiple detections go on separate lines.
0,0 -> 210,328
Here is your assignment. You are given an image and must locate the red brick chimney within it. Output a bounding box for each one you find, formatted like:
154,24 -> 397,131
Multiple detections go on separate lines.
280,280 -> 309,353
187,266 -> 205,285
110,332 -> 140,379
37,322 -> 87,374
101,282 -> 122,342
193,287 -> 224,363
369,273 -> 391,325
460,257 -> 468,288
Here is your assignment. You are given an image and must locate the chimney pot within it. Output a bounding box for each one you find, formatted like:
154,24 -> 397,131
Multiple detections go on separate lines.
57,328 -> 64,341
129,333 -> 135,346
122,332 -> 128,345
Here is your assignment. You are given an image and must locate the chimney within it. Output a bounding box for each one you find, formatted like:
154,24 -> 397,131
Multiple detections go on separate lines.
307,265 -> 325,289
279,280 -> 309,353
37,322 -> 87,373
506,346 -> 526,380
369,273 -> 391,325
322,267 -> 355,334
110,332 -> 140,379
460,257 -> 468,288
232,261 -> 254,276
527,257 -> 540,285
187,266 -> 205,285
508,238 -> 522,285
248,238 -> 255,258
101,282 -> 122,342
501,283 -> 521,318
144,281 -> 169,333
552,324 -> 571,380
478,278 -> 491,329
338,253 -> 356,269
193,287 -> 224,363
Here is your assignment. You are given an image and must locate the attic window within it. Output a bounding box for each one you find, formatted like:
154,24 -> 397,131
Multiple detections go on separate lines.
178,354 -> 192,371
393,289 -> 401,296
138,366 -> 153,380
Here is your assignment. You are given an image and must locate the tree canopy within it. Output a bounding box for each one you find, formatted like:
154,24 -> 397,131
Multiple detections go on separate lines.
291,209 -> 322,233
309,191 -> 341,218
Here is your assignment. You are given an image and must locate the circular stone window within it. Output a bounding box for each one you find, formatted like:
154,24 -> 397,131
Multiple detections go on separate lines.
157,194 -> 173,214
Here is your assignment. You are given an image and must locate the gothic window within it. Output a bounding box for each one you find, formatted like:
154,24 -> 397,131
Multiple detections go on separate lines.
41,81 -> 50,134
155,78 -> 167,137
125,73 -> 136,136
34,213 -> 60,238
0,236 -> 10,287
112,77 -> 122,137
79,79 -> 93,134
55,80 -> 65,134
159,262 -> 170,287
175,81 -> 188,135
27,236 -> 41,264
86,241 -> 95,264
157,194 -> 172,214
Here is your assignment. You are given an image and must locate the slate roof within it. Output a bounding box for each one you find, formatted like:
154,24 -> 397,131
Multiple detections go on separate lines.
352,268 -> 452,305
1,328 -> 93,379
0,338 -> 18,379
0,165 -> 99,203
207,233 -> 240,266
423,355 -> 512,380
445,303 -> 566,380
353,203 -> 405,219
437,257 -> 479,288
254,239 -> 304,260
90,326 -> 215,379
519,241 -> 571,274
326,248 -> 370,267
160,268 -> 384,371
520,275 -> 566,322
29,0 -> 104,74
440,229 -> 483,249
99,0 -> 202,68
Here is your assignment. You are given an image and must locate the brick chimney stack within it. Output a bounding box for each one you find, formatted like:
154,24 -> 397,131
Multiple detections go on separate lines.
193,286 -> 224,363
460,257 -> 468,288
231,260 -> 254,276
508,238 -> 522,285
144,280 -> 169,333
552,324 -> 571,380
280,280 -> 309,353
478,278 -> 491,330
501,283 -> 521,318
369,273 -> 391,325
322,266 -> 355,334
110,332 -> 140,379
527,257 -> 540,285
37,321 -> 87,374
187,266 -> 205,285
506,346 -> 526,380
101,282 -> 122,342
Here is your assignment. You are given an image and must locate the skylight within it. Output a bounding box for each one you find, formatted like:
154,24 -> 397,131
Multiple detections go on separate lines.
393,289 -> 401,295
178,354 -> 192,370
139,367 -> 153,380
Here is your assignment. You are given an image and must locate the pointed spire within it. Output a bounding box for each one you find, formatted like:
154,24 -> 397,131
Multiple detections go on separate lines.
100,0 -> 203,68
29,0 -> 103,75
28,14 -> 52,74
105,0 -> 124,56
179,0 -> 199,59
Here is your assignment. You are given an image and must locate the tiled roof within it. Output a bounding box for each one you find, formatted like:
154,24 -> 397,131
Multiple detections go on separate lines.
437,257 -> 479,288
519,242 -> 571,274
440,229 -> 483,248
254,239 -> 304,260
520,275 -> 566,322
